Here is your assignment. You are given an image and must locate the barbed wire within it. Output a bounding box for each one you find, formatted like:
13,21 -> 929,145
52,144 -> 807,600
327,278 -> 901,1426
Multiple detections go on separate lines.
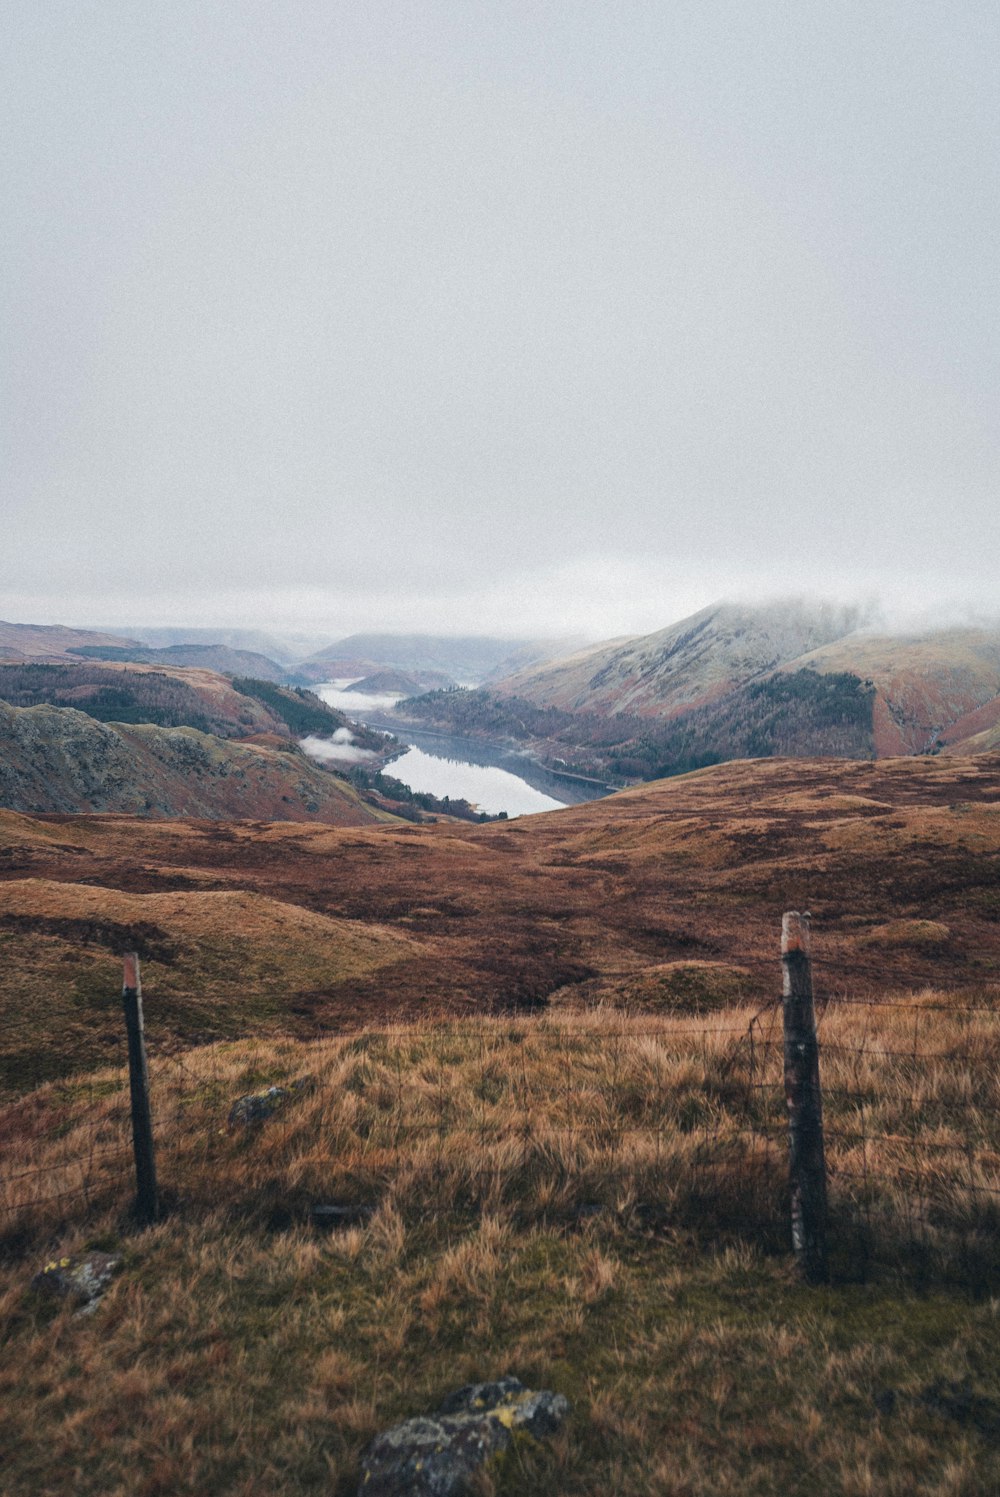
3,980 -> 1000,1268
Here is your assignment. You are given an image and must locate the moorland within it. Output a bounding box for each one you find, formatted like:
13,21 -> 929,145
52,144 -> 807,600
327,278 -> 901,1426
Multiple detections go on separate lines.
3,605 -> 1000,1495
2,750 -> 1000,1494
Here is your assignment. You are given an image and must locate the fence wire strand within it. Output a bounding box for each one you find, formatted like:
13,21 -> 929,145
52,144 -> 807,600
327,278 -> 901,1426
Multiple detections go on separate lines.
2,971 -> 999,1279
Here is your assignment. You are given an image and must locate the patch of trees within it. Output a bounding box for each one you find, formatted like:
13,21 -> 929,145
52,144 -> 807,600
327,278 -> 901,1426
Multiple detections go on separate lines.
344,764 -> 504,823
633,670 -> 877,780
232,679 -> 337,736
398,687 -> 635,751
0,664 -> 227,735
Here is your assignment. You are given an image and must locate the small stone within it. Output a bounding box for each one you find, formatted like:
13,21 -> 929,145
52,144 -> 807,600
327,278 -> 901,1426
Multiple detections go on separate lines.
228,1086 -> 290,1128
31,1251 -> 122,1310
358,1376 -> 570,1495
228,1076 -> 312,1129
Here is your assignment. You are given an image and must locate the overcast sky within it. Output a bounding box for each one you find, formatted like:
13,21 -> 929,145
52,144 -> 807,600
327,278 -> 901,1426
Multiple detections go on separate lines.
3,2 -> 999,640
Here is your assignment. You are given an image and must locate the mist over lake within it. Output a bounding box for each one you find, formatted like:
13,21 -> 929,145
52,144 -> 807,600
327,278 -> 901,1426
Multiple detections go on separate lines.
310,679 -> 583,816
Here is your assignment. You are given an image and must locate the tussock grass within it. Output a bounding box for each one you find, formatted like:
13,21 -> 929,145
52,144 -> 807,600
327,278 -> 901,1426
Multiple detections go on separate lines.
2,1005 -> 1000,1494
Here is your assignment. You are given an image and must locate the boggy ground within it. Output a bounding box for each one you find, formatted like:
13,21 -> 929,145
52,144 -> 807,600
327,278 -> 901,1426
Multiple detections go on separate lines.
1,753 -> 999,1091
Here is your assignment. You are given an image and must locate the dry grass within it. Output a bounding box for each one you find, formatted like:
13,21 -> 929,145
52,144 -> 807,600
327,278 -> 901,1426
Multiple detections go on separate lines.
2,1004 -> 1000,1494
0,879 -> 421,1093
3,751 -> 1000,1099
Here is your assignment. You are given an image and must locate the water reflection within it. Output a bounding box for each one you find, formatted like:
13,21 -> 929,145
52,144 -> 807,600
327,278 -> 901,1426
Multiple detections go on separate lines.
310,678 -> 608,818
388,745 -> 565,817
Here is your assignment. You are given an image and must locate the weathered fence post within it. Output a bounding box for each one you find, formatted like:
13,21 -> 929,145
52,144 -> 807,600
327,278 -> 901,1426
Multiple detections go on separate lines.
122,952 -> 159,1225
781,912 -> 828,1283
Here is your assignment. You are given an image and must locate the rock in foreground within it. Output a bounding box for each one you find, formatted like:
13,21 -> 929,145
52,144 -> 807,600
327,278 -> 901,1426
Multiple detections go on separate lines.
358,1376 -> 570,1495
31,1251 -> 122,1311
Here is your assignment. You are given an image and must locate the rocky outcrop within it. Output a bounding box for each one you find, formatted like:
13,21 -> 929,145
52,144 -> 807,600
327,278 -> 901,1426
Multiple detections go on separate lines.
0,700 -> 384,823
358,1377 -> 570,1496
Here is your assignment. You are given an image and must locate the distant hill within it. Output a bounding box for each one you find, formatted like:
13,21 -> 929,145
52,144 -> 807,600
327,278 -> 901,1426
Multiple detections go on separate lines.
0,661 -> 348,741
409,601 -> 1000,782
69,641 -> 291,683
496,601 -> 863,717
787,628 -> 1000,755
300,633 -> 579,685
345,668 -> 453,696
398,667 -> 878,782
0,620 -> 142,660
123,625 -> 333,666
0,701 -> 387,822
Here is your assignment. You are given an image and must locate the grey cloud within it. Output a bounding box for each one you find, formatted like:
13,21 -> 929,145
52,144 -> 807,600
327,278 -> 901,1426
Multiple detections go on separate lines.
3,4 -> 998,632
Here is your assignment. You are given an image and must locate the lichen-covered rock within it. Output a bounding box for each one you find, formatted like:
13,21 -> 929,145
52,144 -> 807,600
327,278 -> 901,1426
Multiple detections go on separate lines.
228,1085 -> 290,1128
228,1077 -> 310,1128
31,1251 -> 121,1310
358,1376 -> 570,1496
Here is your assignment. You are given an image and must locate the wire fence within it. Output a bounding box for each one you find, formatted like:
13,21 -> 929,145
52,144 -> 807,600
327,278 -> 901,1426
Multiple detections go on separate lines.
2,935 -> 999,1283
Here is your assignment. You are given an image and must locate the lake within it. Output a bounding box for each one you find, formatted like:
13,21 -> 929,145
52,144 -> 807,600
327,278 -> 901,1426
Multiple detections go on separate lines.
309,681 -> 611,818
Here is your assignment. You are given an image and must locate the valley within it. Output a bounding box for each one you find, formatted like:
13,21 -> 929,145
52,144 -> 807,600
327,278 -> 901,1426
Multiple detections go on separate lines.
3,610 -> 1000,1496
389,602 -> 1000,785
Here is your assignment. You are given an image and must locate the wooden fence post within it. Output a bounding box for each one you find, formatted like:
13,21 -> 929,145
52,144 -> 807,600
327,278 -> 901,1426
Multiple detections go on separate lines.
122,952 -> 159,1225
781,912 -> 828,1283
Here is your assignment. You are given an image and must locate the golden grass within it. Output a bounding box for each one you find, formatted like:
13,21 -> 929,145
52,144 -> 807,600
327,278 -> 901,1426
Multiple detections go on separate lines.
0,879 -> 422,1093
2,1004 -> 1000,1494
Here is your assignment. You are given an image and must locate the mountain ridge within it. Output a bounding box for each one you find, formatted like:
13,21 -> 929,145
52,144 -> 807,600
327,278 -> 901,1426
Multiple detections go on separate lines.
496,600 -> 865,716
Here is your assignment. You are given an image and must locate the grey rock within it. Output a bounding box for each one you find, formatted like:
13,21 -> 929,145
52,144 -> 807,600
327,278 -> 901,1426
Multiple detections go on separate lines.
228,1085 -> 290,1127
228,1077 -> 311,1128
31,1250 -> 122,1311
358,1376 -> 570,1495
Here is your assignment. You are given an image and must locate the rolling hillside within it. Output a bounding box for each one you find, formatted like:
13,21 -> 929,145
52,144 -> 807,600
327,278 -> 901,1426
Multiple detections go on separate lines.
3,752 -> 1000,1494
496,601 -> 862,716
0,660 -> 352,741
299,632 -> 578,685
2,749 -> 998,1086
68,641 -> 291,683
0,701 -> 387,825
433,602 -> 1000,779
790,627 -> 1000,755
0,620 -> 141,660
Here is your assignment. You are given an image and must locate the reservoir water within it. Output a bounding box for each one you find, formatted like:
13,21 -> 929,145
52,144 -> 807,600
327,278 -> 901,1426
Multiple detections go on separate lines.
310,681 -> 611,818
384,744 -> 564,816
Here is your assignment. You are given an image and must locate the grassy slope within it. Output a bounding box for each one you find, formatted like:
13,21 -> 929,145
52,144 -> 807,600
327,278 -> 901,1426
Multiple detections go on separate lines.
495,602 -> 858,717
791,630 -> 1000,756
2,752 -> 999,1092
3,755 -> 1000,1493
0,659 -> 287,737
491,616 -> 1000,773
0,878 -> 418,1090
2,1014 -> 999,1495
0,621 -> 140,658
